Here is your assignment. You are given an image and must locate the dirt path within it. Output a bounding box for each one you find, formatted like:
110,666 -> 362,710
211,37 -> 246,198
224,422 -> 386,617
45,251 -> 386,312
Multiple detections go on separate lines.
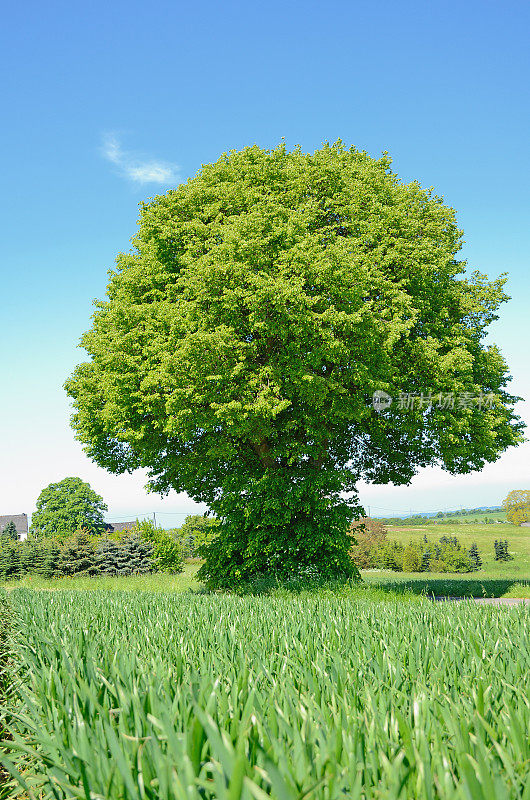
434,597 -> 530,605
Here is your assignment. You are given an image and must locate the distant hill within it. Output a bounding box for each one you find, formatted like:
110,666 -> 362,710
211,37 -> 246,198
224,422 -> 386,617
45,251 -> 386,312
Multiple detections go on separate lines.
375,507 -> 506,525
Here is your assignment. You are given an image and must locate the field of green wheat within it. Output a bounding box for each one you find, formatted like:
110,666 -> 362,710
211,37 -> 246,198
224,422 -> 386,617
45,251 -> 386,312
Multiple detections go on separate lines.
1,588 -> 530,799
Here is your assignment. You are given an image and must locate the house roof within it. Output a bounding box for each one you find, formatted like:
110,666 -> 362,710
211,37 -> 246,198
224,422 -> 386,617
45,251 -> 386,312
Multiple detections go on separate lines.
0,514 -> 28,538
104,521 -> 137,533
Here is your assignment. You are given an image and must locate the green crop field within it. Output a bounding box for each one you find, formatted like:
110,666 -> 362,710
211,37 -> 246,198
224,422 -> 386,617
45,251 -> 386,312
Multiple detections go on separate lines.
2,587 -> 530,800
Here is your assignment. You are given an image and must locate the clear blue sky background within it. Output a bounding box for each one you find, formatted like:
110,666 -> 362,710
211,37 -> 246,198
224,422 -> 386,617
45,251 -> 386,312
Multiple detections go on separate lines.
1,0 -> 529,523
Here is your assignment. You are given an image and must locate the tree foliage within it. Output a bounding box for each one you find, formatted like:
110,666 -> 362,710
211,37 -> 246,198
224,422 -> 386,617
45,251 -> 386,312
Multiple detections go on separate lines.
56,531 -> 99,577
1,521 -> 18,541
133,520 -> 183,573
31,477 -> 108,539
349,517 -> 388,569
502,490 -> 530,526
174,514 -> 220,558
65,142 -> 523,587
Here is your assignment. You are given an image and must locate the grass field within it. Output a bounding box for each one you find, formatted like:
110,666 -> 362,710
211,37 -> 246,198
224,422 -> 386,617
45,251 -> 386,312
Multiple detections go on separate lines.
1,587 -> 529,800
385,521 -> 530,576
1,563 -> 203,592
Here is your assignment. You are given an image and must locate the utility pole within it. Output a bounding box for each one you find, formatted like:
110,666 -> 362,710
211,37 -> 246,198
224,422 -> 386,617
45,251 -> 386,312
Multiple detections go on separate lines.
153,512 -> 156,527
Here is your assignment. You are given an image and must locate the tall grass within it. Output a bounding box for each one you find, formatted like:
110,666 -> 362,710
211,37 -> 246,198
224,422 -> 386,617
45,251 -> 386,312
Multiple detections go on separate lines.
1,589 -> 530,799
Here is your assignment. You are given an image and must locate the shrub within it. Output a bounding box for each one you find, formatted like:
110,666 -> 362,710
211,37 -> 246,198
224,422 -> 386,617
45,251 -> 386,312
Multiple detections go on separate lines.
134,520 -> 183,573
430,558 -> 448,573
402,545 -> 421,572
371,540 -> 404,571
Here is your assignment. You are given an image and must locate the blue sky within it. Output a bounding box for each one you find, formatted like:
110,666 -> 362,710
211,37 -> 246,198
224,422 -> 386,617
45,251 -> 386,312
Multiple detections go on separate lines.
1,0 -> 529,523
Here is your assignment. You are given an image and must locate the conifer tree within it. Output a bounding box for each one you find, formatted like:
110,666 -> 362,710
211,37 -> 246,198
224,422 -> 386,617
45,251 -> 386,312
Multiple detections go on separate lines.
1,520 -> 19,541
468,543 -> 482,571
20,540 -> 40,575
28,540 -> 52,576
502,540 -> 513,561
0,540 -> 12,579
95,538 -> 120,575
118,534 -> 153,574
57,531 -> 97,576
0,540 -> 21,580
41,540 -> 61,579
420,548 -> 432,572
114,539 -> 133,575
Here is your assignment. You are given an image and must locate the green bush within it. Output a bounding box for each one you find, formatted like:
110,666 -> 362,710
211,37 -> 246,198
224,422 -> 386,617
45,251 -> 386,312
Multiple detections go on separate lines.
133,520 -> 183,573
371,540 -> 404,571
369,534 -> 475,574
402,544 -> 421,572
1,524 -> 181,582
173,514 -> 220,558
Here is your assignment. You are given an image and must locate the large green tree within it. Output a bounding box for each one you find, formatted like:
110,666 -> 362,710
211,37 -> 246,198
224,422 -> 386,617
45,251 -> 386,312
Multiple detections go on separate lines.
31,477 -> 108,539
65,142 -> 523,587
502,489 -> 530,525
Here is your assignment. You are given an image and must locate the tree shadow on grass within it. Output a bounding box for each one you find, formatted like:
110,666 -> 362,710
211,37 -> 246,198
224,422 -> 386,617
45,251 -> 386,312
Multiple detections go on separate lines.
369,577 -> 529,598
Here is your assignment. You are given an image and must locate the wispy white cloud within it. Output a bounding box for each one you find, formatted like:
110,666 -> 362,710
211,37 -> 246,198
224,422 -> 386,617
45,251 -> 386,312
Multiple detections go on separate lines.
101,133 -> 181,185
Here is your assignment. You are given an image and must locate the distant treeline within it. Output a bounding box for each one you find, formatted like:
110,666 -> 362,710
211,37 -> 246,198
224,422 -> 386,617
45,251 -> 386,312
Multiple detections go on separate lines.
379,508 -> 504,525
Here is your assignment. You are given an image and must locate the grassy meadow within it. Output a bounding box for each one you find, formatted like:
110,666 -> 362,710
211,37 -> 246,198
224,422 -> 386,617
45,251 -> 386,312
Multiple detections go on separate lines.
385,521 -> 530,576
1,562 -> 203,593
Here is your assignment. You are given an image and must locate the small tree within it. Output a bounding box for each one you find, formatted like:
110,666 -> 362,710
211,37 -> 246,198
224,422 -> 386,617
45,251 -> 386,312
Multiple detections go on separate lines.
371,540 -> 404,571
402,544 -> 421,572
0,539 -> 21,580
420,548 -> 432,572
134,520 -> 183,573
31,477 -> 107,539
468,543 -> 482,571
116,535 -> 153,575
40,540 -> 61,579
19,540 -> 41,575
57,531 -> 98,576
349,517 -> 388,569
95,537 -> 121,575
1,521 -> 18,541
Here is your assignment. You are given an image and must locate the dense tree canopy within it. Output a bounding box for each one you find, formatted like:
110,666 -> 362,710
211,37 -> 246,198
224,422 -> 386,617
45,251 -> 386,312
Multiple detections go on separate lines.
65,142 -> 523,586
31,477 -> 108,539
